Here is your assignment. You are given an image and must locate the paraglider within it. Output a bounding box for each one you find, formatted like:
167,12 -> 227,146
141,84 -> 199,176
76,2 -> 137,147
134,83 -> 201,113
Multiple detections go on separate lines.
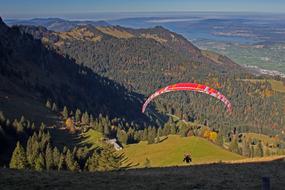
142,83 -> 232,113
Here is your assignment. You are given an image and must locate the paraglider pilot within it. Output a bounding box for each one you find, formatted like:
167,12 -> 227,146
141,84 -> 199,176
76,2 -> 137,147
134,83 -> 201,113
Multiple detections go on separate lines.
183,153 -> 192,164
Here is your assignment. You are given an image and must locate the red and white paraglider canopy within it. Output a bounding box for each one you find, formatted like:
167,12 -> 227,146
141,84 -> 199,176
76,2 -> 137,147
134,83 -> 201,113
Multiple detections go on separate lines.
142,83 -> 232,113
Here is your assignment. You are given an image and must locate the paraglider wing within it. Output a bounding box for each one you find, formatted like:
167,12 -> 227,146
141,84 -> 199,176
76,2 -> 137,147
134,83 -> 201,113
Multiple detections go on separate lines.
142,83 -> 232,113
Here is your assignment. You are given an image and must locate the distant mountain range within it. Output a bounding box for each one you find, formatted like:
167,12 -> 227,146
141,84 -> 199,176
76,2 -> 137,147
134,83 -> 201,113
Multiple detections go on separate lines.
5,18 -> 110,32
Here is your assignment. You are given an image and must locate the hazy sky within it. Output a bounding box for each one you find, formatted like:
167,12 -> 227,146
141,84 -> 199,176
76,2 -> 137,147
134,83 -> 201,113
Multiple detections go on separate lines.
1,0 -> 285,19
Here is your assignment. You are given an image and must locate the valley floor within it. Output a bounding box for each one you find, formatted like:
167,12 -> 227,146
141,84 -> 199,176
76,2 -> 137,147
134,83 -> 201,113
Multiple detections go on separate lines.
1,159 -> 285,190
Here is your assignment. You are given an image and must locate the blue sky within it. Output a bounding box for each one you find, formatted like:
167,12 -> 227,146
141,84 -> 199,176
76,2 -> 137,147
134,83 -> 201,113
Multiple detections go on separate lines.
1,0 -> 285,19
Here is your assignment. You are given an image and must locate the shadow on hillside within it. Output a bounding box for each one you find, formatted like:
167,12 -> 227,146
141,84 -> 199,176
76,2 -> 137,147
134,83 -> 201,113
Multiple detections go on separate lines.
1,19 -> 165,125
1,160 -> 285,190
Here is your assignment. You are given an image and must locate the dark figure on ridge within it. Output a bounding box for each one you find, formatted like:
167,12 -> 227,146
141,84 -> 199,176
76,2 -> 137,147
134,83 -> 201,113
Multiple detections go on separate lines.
183,153 -> 192,164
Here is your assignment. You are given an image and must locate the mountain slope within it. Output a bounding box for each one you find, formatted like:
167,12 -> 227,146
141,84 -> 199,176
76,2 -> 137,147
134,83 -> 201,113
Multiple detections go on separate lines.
19,24 -> 285,135
22,25 -> 243,94
0,17 -> 147,124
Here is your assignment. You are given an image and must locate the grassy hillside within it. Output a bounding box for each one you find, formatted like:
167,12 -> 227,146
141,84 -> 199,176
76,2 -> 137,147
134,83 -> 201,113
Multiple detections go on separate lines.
1,160 -> 285,190
121,135 -> 244,167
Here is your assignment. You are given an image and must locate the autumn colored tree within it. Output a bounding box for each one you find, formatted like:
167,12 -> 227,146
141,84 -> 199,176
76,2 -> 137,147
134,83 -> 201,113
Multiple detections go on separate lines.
65,118 -> 76,133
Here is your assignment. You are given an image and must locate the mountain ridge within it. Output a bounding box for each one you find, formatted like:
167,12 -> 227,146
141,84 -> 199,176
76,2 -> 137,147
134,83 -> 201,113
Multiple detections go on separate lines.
0,18 -> 149,125
5,17 -> 110,32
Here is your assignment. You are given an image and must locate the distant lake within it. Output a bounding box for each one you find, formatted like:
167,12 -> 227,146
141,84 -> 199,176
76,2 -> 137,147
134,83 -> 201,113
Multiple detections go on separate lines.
110,14 -> 284,45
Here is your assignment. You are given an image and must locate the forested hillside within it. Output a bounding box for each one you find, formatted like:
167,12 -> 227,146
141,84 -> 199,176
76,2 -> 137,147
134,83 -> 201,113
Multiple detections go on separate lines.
0,17 -> 150,168
21,24 -> 285,136
0,18 -> 148,123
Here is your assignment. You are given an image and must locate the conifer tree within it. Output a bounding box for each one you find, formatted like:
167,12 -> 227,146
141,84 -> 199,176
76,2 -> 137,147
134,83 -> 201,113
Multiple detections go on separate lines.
20,116 -> 25,124
216,132 -> 224,146
163,122 -> 172,135
52,102 -> 58,112
6,119 -> 11,127
62,106 -> 69,119
144,158 -> 151,168
46,100 -> 51,109
229,136 -> 239,154
9,142 -> 28,169
142,128 -> 148,141
81,111 -> 90,124
89,114 -> 94,125
40,122 -> 46,131
170,124 -> 177,135
147,127 -> 156,144
65,149 -> 79,171
99,146 -> 125,171
250,145 -> 255,157
265,147 -> 271,156
16,122 -> 24,133
0,111 -> 5,123
45,143 -> 54,170
35,153 -> 45,171
75,109 -> 81,123
53,147 -> 61,169
31,123 -> 36,130
242,140 -> 251,157
117,130 -> 128,145
104,125 -> 111,137
255,141 -> 264,157
155,128 -> 161,143
26,137 -> 36,167
58,153 -> 65,171
63,146 -> 68,154
85,152 -> 100,172
157,127 -> 162,138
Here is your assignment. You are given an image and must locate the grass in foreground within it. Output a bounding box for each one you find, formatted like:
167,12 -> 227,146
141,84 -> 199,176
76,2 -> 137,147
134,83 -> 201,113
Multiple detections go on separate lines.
121,135 -> 244,167
1,160 -> 285,190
